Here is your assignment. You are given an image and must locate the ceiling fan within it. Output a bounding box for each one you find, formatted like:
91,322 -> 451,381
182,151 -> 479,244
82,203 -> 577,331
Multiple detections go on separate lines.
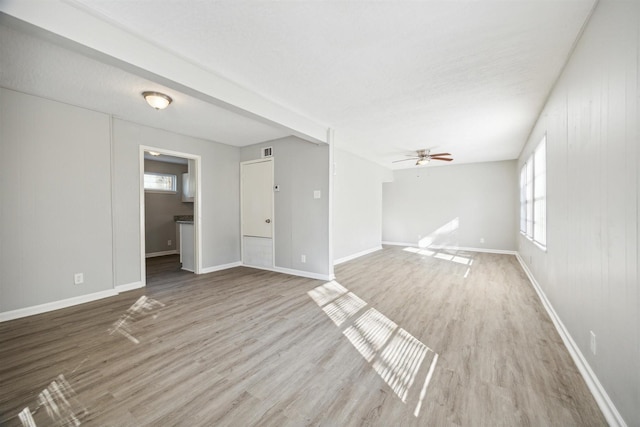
393,149 -> 453,166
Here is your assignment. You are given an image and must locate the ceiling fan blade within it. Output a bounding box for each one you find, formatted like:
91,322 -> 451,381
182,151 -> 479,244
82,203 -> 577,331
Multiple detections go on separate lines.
392,157 -> 419,163
429,152 -> 451,157
431,157 -> 453,161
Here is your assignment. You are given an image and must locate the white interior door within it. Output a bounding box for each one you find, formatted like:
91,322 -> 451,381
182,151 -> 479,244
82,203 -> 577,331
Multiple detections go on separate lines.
241,159 -> 274,267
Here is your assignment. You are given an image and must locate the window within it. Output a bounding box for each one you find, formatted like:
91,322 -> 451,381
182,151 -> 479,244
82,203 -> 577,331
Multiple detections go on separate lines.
144,172 -> 177,192
520,135 -> 546,248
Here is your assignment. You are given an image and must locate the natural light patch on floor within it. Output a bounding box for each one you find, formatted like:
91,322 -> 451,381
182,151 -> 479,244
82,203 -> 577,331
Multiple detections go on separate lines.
403,247 -> 474,280
343,308 -> 396,362
403,246 -> 473,266
373,328 -> 427,402
308,281 -> 439,417
308,280 -> 348,306
322,292 -> 367,327
108,295 -> 165,344
16,374 -> 86,427
10,295 -> 167,426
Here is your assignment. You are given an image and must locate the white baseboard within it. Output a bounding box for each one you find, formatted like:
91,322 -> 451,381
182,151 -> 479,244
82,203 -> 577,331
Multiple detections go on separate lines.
115,281 -> 145,293
0,289 -> 118,322
515,253 -> 627,427
145,250 -> 178,258
200,261 -> 242,274
334,246 -> 382,265
242,263 -> 332,281
272,266 -> 332,281
382,241 -> 516,255
382,240 -> 417,247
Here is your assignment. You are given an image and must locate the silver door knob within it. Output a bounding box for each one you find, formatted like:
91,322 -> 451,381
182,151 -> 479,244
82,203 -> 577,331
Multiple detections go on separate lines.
265,219 -> 271,223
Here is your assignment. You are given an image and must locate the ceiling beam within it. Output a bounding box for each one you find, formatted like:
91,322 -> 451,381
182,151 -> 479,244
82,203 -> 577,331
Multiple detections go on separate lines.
0,0 -> 328,144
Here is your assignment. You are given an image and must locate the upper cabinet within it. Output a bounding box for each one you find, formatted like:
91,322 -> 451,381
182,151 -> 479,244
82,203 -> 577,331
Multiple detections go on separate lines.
182,159 -> 196,202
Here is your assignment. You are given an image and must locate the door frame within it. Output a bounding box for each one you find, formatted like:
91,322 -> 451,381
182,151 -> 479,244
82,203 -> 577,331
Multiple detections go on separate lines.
240,157 -> 275,268
139,145 -> 202,283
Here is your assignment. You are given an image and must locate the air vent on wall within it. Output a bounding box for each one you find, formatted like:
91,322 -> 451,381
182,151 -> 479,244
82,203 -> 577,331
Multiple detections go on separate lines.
262,146 -> 273,158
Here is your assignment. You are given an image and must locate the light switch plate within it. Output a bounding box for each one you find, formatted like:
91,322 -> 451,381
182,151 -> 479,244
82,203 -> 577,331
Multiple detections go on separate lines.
313,190 -> 321,199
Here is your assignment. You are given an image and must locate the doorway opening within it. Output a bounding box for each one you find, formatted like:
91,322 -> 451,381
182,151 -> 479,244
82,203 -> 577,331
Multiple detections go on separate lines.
139,146 -> 202,285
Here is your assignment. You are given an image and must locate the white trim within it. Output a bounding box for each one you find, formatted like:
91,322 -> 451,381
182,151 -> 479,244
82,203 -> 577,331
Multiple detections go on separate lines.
200,261 -> 242,274
381,240 -> 418,248
145,250 -> 178,258
193,157 -> 202,275
242,263 -> 332,281
334,246 -> 382,265
272,266 -> 332,281
140,146 -> 202,283
327,128 -> 335,278
115,281 -> 145,292
139,147 -> 146,286
515,253 -> 627,427
0,289 -> 118,322
381,241 -> 517,255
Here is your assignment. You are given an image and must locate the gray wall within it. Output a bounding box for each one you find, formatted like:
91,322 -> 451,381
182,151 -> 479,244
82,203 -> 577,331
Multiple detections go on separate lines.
333,148 -> 392,262
0,88 -> 114,312
518,1 -> 639,425
144,159 -> 192,255
0,88 -> 243,314
382,160 -> 517,251
241,137 -> 330,275
113,119 -> 241,285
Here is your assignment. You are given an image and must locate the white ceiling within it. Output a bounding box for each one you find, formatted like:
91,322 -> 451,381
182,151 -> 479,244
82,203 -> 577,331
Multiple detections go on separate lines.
1,1 -> 595,168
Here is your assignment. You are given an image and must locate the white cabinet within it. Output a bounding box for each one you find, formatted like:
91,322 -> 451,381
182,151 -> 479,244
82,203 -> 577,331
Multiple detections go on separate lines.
179,223 -> 194,272
181,159 -> 196,202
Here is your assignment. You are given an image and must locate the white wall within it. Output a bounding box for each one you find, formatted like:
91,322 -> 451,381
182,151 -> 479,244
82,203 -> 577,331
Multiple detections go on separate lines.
241,137 -> 330,276
383,160 -> 517,252
518,2 -> 639,425
0,89 -> 114,312
333,148 -> 392,262
113,119 -> 241,286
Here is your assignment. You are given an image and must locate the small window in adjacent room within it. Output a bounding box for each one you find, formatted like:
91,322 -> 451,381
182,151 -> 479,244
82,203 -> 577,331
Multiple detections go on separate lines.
519,135 -> 546,249
144,172 -> 177,192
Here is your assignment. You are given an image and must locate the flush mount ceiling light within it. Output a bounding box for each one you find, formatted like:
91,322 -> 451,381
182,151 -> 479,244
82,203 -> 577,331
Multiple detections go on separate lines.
142,91 -> 172,110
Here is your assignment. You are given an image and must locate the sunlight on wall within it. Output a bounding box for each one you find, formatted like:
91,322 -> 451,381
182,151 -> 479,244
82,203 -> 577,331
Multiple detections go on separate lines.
308,281 -> 439,417
418,217 -> 459,248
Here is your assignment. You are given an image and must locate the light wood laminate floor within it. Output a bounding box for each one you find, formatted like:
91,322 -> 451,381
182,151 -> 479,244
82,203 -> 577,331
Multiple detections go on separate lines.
0,247 -> 606,426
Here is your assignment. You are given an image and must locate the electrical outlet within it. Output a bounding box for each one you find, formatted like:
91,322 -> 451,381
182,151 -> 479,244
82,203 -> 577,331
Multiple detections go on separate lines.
480,237 -> 485,244
74,273 -> 84,285
168,239 -> 172,246
301,254 -> 306,263
590,331 -> 596,355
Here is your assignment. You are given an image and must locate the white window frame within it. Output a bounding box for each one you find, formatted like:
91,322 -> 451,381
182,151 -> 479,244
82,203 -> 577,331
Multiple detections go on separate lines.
144,172 -> 177,193
520,135 -> 546,250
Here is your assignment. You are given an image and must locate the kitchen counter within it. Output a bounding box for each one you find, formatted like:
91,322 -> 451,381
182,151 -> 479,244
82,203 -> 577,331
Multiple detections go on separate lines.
174,215 -> 193,224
